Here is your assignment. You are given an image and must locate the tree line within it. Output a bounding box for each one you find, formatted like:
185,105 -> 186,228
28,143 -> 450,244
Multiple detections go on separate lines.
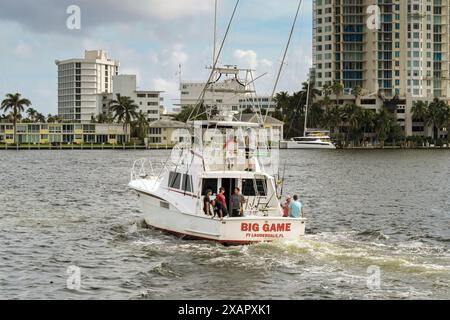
272,82 -> 450,147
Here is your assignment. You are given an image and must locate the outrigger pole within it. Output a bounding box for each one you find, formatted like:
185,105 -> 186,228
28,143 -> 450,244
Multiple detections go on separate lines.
264,0 -> 303,124
187,0 -> 241,122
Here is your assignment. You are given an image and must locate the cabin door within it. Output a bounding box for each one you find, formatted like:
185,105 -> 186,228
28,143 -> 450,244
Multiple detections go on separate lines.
221,178 -> 236,208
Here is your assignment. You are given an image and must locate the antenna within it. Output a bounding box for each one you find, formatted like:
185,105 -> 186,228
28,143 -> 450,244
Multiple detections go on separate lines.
304,71 -> 311,137
178,64 -> 182,89
187,0 -> 240,122
213,0 -> 218,66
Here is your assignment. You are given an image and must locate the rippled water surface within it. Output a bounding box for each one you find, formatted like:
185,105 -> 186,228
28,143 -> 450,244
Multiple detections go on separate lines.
0,150 -> 449,300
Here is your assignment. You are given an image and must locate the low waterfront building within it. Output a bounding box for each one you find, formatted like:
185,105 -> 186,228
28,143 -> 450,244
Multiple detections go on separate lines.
147,118 -> 189,146
0,123 -> 129,145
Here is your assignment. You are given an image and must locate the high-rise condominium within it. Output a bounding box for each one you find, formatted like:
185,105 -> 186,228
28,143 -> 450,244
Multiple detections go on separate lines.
313,0 -> 449,99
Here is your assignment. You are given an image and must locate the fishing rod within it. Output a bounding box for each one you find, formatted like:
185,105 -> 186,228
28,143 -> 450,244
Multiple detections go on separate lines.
280,160 -> 287,197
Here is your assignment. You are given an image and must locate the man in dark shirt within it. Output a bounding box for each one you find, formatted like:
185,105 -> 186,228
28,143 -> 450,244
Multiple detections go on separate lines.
211,200 -> 226,220
229,187 -> 246,217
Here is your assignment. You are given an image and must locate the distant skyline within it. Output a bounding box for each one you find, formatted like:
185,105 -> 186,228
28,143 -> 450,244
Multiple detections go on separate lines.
0,0 -> 312,115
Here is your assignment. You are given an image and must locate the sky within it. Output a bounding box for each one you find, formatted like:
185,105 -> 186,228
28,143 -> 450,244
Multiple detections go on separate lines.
0,0 -> 312,115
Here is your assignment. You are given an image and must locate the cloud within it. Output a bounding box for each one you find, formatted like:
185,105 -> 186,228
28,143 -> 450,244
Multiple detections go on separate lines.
0,0 -> 313,115
233,49 -> 273,71
171,44 -> 190,65
0,0 -> 214,34
234,49 -> 258,69
152,78 -> 179,105
14,42 -> 33,58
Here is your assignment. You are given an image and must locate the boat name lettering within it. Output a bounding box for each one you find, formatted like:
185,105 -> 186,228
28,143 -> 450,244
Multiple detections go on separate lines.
240,223 -> 291,233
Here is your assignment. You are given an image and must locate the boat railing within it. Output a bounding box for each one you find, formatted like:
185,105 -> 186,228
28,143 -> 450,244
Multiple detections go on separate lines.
131,158 -> 157,181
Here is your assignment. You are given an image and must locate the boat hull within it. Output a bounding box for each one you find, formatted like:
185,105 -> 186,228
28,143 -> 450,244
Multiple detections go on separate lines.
135,190 -> 306,245
282,141 -> 336,149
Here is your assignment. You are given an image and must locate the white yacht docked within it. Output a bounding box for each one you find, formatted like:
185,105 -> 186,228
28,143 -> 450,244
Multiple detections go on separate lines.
284,131 -> 336,149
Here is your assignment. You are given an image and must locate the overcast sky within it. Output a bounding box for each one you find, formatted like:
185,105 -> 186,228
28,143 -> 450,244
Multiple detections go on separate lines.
0,0 -> 312,114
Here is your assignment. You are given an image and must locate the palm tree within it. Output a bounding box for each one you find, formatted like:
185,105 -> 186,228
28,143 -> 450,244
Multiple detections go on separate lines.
427,98 -> 449,144
323,105 -> 342,135
340,104 -> 361,145
47,114 -> 62,123
109,94 -> 139,142
35,112 -> 46,123
322,83 -> 332,99
301,81 -> 320,104
133,111 -> 150,142
273,91 -> 290,121
374,107 -> 393,147
26,107 -> 38,122
331,81 -> 344,99
411,101 -> 428,122
359,109 -> 376,145
308,102 -> 324,129
1,93 -> 32,144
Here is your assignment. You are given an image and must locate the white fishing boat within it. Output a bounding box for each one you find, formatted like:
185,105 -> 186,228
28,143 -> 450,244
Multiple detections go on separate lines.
129,67 -> 306,245
129,0 -> 307,245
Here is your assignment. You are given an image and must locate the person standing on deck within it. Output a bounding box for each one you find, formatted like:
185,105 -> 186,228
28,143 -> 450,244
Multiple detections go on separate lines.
203,190 -> 213,216
289,195 -> 304,219
282,195 -> 292,217
229,187 -> 246,217
216,187 -> 229,217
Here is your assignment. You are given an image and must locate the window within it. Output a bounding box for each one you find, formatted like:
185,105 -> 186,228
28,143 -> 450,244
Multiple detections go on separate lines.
149,137 -> 161,143
182,174 -> 193,193
242,179 -> 267,196
169,172 -> 182,189
202,179 -> 218,196
149,128 -> 162,135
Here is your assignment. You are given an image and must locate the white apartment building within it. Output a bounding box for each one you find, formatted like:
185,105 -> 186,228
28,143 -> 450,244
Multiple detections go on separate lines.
55,50 -> 120,123
100,75 -> 164,122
